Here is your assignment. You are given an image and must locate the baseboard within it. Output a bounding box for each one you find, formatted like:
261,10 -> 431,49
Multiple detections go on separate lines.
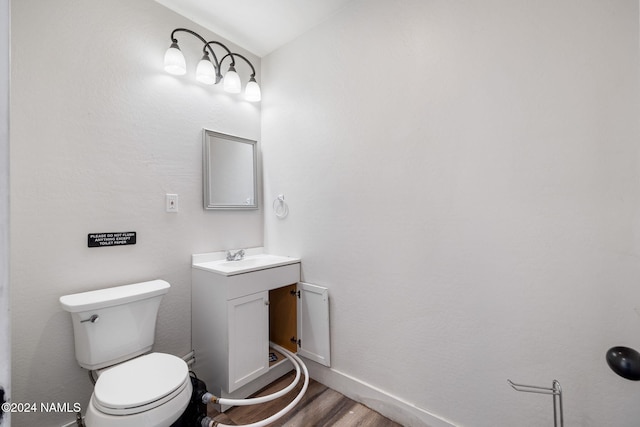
303,358 -> 456,427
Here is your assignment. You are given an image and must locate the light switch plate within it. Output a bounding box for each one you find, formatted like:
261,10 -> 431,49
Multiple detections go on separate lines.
166,194 -> 178,213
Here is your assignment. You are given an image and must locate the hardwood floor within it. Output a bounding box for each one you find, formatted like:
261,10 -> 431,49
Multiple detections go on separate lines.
207,372 -> 402,426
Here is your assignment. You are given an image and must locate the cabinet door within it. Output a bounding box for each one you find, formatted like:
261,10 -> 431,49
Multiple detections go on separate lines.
297,282 -> 331,367
228,291 -> 269,392
269,284 -> 298,353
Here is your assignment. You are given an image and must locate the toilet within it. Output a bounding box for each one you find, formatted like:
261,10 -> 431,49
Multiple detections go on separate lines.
60,280 -> 192,427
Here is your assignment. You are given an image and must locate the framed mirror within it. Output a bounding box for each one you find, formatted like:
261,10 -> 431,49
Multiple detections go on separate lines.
203,129 -> 258,210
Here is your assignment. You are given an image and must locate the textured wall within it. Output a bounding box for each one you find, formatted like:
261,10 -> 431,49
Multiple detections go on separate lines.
10,0 -> 262,425
262,0 -> 640,425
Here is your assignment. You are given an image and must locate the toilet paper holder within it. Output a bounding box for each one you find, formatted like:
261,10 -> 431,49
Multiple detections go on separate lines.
508,379 -> 563,427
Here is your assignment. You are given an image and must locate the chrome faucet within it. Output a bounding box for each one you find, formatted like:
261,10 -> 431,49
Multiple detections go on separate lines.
226,249 -> 245,261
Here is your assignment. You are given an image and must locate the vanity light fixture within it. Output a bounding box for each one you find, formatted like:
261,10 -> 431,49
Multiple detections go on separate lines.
163,28 -> 261,102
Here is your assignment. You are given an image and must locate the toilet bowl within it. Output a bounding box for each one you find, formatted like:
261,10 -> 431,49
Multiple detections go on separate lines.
85,353 -> 192,427
60,280 -> 191,426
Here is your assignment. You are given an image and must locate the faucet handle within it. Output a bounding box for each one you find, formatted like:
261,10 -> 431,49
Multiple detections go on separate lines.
226,249 -> 245,261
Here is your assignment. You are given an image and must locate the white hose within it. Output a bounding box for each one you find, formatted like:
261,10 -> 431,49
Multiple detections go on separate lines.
201,344 -> 309,427
205,342 -> 302,407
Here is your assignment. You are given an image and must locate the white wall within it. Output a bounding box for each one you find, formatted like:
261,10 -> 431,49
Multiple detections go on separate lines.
1,0 -> 9,425
10,0 -> 262,425
262,0 -> 640,426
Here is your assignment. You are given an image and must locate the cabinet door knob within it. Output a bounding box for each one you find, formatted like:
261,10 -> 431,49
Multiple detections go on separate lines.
264,300 -> 270,306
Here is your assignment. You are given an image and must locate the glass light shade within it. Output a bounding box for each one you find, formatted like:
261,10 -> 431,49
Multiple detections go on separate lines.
223,66 -> 242,94
196,55 -> 217,85
164,43 -> 186,75
244,78 -> 261,102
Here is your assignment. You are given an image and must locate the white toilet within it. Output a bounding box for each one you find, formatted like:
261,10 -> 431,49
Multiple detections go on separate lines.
60,280 -> 192,427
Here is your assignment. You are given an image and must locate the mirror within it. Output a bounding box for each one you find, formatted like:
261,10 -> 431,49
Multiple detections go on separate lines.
203,129 -> 258,210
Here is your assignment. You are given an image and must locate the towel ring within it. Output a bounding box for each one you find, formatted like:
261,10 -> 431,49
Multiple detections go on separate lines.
273,195 -> 289,219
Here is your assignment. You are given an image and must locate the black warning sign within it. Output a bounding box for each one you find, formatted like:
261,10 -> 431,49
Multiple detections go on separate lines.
88,232 -> 136,248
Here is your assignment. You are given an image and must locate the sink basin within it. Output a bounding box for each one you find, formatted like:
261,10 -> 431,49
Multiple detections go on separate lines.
193,253 -> 300,276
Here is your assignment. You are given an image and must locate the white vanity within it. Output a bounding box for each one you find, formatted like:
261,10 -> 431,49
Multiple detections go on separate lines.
191,248 -> 330,410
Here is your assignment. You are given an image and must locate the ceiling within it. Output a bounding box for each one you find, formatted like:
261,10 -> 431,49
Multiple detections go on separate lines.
155,0 -> 356,57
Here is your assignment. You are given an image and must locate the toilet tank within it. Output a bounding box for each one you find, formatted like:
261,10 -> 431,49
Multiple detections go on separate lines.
60,280 -> 170,370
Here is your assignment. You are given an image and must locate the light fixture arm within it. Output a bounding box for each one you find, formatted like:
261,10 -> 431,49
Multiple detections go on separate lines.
170,27 -> 209,48
203,41 -> 234,67
220,53 -> 256,78
170,28 -> 222,69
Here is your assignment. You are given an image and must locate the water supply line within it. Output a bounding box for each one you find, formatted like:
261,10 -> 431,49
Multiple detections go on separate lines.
199,343 -> 309,427
203,343 -> 302,407
182,350 -> 196,367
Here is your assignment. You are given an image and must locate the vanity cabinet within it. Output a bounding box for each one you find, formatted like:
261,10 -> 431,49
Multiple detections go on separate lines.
191,255 -> 330,409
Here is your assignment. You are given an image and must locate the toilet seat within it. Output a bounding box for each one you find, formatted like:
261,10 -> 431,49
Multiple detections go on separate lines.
92,353 -> 189,416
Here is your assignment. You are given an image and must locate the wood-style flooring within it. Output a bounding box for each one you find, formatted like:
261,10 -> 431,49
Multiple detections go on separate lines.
207,372 -> 402,426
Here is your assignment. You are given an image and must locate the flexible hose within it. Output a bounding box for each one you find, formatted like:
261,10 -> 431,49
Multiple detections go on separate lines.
201,344 -> 309,427
202,342 -> 302,407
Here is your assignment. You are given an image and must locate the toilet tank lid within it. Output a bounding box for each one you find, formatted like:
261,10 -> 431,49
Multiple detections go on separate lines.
59,280 -> 170,313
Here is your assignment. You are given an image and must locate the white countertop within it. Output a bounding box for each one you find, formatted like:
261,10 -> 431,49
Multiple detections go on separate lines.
192,248 -> 301,276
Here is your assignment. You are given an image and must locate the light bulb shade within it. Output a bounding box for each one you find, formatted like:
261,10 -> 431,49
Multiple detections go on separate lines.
244,78 -> 261,102
223,66 -> 241,94
164,43 -> 186,75
196,55 -> 217,85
